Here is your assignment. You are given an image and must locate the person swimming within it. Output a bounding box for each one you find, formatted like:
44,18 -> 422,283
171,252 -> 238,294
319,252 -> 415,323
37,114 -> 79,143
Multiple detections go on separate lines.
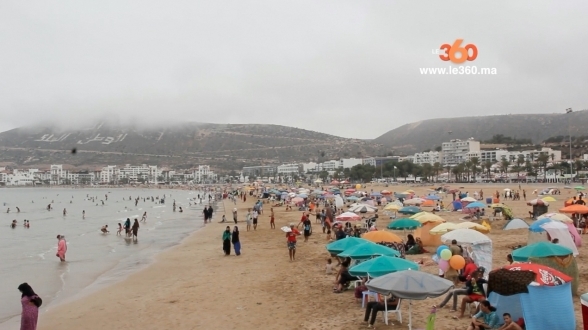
11,220 -> 17,228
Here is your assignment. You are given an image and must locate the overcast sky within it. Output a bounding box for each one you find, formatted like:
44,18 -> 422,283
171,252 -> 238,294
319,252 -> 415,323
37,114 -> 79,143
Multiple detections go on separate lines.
1,1 -> 587,139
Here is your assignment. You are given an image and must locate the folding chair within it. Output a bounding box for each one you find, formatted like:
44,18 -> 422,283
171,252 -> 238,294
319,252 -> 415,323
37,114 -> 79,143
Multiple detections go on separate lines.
383,297 -> 402,325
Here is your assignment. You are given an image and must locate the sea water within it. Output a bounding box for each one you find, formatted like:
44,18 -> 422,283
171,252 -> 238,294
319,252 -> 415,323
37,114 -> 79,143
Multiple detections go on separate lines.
0,187 -> 215,329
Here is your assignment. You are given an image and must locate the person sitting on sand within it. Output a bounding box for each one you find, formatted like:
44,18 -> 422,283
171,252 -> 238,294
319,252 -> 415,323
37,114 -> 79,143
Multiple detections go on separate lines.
454,271 -> 487,319
333,259 -> 353,293
466,300 -> 500,330
405,234 -> 416,251
363,294 -> 399,329
497,313 -> 522,330
101,225 -> 109,233
406,237 -> 425,255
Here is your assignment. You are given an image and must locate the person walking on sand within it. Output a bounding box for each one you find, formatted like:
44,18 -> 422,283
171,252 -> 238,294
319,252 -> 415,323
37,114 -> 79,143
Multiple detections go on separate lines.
269,208 -> 275,229
141,212 -> 147,222
245,209 -> 252,231
232,208 -> 238,224
131,219 -> 140,241
232,226 -> 241,256
222,226 -> 231,256
252,208 -> 259,231
286,223 -> 301,261
18,283 -> 42,330
56,235 -> 67,262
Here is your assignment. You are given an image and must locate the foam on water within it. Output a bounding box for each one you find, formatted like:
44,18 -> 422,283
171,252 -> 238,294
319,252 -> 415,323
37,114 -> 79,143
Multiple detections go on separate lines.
0,187 -> 211,329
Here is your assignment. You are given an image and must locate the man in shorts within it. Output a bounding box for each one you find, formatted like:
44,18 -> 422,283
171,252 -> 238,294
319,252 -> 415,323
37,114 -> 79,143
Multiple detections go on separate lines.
252,209 -> 259,230
286,223 -> 301,261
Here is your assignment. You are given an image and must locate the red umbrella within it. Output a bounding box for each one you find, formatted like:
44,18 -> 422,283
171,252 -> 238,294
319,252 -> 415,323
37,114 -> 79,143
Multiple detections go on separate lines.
504,263 -> 572,286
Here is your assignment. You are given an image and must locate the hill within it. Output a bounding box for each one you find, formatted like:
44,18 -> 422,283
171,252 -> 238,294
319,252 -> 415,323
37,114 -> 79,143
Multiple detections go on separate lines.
374,110 -> 588,153
0,122 -> 389,171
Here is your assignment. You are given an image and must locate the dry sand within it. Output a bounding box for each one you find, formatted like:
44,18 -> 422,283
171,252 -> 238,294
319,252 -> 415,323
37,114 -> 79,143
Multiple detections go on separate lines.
39,183 -> 585,330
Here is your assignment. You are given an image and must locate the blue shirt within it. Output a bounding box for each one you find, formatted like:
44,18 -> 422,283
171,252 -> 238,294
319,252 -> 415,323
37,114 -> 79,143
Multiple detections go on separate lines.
473,310 -> 500,329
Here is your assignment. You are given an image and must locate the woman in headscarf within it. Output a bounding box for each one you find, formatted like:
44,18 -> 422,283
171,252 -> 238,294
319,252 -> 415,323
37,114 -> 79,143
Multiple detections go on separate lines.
232,226 -> 241,256
56,235 -> 67,262
222,226 -> 231,256
405,234 -> 416,251
131,219 -> 140,241
18,282 -> 41,330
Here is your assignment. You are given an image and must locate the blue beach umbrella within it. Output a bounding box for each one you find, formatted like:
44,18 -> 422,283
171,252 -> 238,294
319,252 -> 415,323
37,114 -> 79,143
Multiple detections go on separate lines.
349,255 -> 419,277
326,237 -> 368,254
399,206 -> 420,215
338,242 -> 400,259
425,195 -> 441,200
465,202 -> 486,208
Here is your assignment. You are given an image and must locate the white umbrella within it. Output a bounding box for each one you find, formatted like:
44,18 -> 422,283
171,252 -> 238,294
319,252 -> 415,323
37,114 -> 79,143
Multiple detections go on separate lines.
440,228 -> 491,245
349,205 -> 378,213
404,198 -> 425,205
336,212 -> 362,221
460,197 -> 476,202
366,270 -> 453,329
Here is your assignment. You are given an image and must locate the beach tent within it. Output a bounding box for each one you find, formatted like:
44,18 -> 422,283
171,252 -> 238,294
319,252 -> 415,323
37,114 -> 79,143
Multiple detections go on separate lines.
528,219 -> 579,256
451,200 -> 462,211
487,265 -> 575,330
411,214 -> 445,247
511,242 -> 578,295
503,218 -> 529,230
441,229 -> 492,275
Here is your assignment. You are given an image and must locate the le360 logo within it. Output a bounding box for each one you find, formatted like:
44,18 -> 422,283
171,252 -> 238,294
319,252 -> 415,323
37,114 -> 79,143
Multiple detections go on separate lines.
437,39 -> 478,63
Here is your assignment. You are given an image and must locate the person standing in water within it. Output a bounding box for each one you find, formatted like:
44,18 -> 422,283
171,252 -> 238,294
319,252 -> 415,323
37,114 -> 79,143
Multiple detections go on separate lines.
232,226 -> 241,256
63,208 -> 67,216
18,283 -> 41,330
56,235 -> 67,262
131,219 -> 139,241
124,218 -> 131,237
141,212 -> 147,222
82,210 -> 85,219
222,226 -> 231,256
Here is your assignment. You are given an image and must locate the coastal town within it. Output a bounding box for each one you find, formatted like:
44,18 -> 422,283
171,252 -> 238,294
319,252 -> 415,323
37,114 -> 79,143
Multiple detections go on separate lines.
3,138 -> 585,186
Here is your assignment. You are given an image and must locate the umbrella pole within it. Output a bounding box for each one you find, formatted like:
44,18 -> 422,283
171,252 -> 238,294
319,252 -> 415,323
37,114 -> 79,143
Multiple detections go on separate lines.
384,298 -> 388,325
409,300 -> 412,330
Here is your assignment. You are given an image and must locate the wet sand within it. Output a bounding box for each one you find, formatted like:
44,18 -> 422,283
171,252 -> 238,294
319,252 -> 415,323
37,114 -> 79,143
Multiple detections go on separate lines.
39,183 -> 586,330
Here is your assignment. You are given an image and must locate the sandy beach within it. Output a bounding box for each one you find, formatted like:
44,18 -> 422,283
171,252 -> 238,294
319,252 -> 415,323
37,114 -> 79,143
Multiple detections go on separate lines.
39,183 -> 586,330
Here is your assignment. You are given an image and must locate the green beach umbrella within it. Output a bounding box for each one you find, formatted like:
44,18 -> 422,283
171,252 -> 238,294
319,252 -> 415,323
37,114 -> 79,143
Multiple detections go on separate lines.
349,255 -> 418,277
338,242 -> 400,260
387,218 -> 422,230
574,186 -> 586,191
399,206 -> 421,215
512,241 -> 573,262
325,237 -> 367,254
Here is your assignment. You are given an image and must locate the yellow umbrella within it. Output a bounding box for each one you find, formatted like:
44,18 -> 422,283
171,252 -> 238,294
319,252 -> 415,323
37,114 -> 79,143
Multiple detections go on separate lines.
410,212 -> 445,223
541,196 -> 557,202
454,221 -> 490,233
429,222 -> 458,235
384,203 -> 402,211
537,213 -> 573,223
405,189 -> 415,193
490,203 -> 507,208
362,231 -> 403,243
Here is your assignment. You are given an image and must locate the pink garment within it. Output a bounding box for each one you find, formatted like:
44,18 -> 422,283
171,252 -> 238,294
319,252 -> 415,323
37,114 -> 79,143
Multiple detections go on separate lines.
57,239 -> 67,259
20,296 -> 38,330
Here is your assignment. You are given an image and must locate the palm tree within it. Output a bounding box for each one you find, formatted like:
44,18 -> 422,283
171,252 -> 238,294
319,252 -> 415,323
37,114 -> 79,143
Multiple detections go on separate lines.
464,161 -> 472,181
470,157 -> 480,181
501,159 -> 510,181
537,153 -> 550,181
484,160 -> 493,179
452,164 -> 463,182
433,162 -> 441,181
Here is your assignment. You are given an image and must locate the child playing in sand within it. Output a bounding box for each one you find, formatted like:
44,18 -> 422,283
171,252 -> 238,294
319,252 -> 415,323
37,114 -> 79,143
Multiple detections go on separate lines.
101,225 -> 109,233
326,258 -> 334,275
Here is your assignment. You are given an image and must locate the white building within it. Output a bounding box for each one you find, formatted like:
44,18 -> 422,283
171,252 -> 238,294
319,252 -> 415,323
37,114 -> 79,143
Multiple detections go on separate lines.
441,139 -> 481,166
277,163 -> 300,175
412,151 -> 441,165
340,158 -> 363,169
194,165 -> 216,183
100,165 -> 119,184
318,160 -> 339,172
301,162 -> 318,173
480,147 -> 561,164
119,164 -> 156,182
50,165 -> 66,185
3,169 -> 36,186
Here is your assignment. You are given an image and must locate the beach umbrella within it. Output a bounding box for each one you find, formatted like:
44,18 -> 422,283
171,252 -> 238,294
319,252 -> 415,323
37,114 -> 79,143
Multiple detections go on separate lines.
464,201 -> 486,209
371,192 -> 382,197
336,212 -> 362,221
366,270 -> 454,329
399,206 -> 420,215
440,229 -> 491,245
454,221 -> 490,233
338,242 -> 400,259
425,195 -> 441,200
349,204 -> 378,213
340,180 -> 349,184
362,231 -> 402,243
349,256 -> 419,277
503,263 -> 572,285
291,197 -> 303,203
384,203 -> 402,211
461,197 -> 476,202
404,198 -> 426,205
527,198 -> 548,206
541,196 -> 557,202
405,189 -> 415,193
326,236 -> 368,254
512,241 -> 573,262
297,193 -> 308,198
429,222 -> 458,234
559,204 -> 588,214
346,196 -> 359,201
410,212 -> 445,223
537,213 -> 573,223
330,180 -> 340,185
574,186 -> 585,191
381,190 -> 392,195
387,218 -> 422,230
